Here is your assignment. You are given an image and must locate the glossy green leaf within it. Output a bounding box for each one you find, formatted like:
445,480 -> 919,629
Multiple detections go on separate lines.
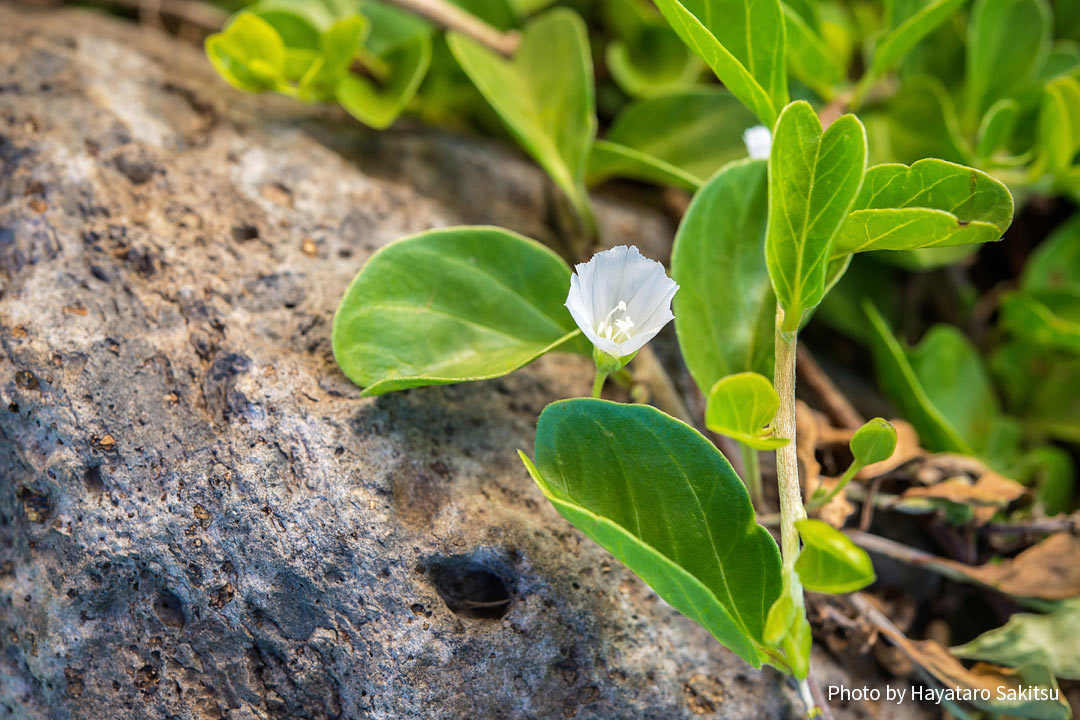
782,3 -> 844,100
587,89 -> 758,190
850,418 -> 897,466
794,519 -> 875,594
858,0 -> 966,102
864,303 -> 974,454
766,101 -> 867,331
954,598 -> 1080,681
831,159 -> 1014,257
449,10 -> 596,227
671,159 -> 775,392
652,0 -> 788,125
705,373 -> 789,450
965,0 -> 1052,122
205,12 -> 289,93
332,227 -> 587,395
521,399 -> 783,667
336,33 -> 431,129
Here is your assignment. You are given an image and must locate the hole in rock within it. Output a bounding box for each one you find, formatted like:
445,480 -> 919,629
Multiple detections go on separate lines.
429,556 -> 513,620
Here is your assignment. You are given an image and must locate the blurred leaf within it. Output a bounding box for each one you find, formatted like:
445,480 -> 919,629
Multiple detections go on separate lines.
1026,358 -> 1080,442
965,0 -> 1052,124
864,303 -> 974,454
976,98 -> 1021,162
766,101 -> 867,331
449,9 -> 596,228
903,469 -> 1027,525
880,76 -> 967,165
962,533 -> 1080,602
1000,291 -> 1080,354
205,12 -> 288,93
652,0 -> 788,125
794,519 -> 875,594
858,0 -> 966,103
1013,446 -> 1076,516
587,89 -> 757,189
1036,73 -> 1080,176
336,33 -> 431,129
359,0 -> 432,55
1023,214 -> 1080,293
521,399 -> 783,668
782,2 -> 844,100
604,0 -> 701,99
832,159 -> 1013,257
873,632 -> 1070,720
954,598 -> 1080,682
671,159 -> 775,392
705,372 -> 788,450
850,418 -> 898,466
332,227 -> 586,396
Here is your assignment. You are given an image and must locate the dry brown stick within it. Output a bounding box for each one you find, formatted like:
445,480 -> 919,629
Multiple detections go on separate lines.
632,346 -> 695,426
806,671 -> 836,720
387,0 -> 521,55
796,343 -> 864,430
978,513 -> 1080,535
95,0 -> 226,34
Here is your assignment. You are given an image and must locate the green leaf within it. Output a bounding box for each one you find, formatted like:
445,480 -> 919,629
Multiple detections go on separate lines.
652,0 -> 788,125
1037,74 -> 1080,176
781,3 -> 844,100
794,519 -> 875,594
705,372 -> 789,450
863,303 -> 974,454
831,159 -> 1014,257
448,9 -> 596,227
1025,358 -> 1080,442
521,399 -> 783,667
850,418 -> 897,466
671,159 -> 775,392
1023,214 -> 1080,293
879,76 -> 968,165
977,99 -> 1020,161
858,0 -> 966,103
332,227 -> 587,395
606,19 -> 701,99
587,89 -> 758,190
765,101 -> 867,331
1000,291 -> 1080,354
1014,446 -> 1076,516
965,0 -> 1052,122
205,12 -> 288,93
359,0 -> 433,55
336,33 -> 431,129
954,598 -> 1080,682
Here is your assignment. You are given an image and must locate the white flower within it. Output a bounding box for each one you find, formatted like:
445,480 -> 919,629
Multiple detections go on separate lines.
743,125 -> 772,159
565,245 -> 679,359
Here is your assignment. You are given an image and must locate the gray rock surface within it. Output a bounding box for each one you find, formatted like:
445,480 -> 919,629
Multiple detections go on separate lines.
0,7 -> 923,719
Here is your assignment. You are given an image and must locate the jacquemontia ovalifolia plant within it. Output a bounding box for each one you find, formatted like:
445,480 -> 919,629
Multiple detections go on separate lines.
330,94 -> 1014,712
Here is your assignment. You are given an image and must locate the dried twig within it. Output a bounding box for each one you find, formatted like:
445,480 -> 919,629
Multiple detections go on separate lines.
978,513 -> 1080,535
386,0 -> 521,55
632,346 -> 695,425
796,344 -> 864,431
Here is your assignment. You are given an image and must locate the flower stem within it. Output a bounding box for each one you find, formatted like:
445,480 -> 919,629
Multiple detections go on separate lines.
591,369 -> 609,399
739,442 -> 763,508
807,460 -> 862,513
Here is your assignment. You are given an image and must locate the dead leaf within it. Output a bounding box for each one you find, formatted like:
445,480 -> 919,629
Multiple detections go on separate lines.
796,402 -> 855,527
957,533 -> 1080,601
904,471 -> 1027,525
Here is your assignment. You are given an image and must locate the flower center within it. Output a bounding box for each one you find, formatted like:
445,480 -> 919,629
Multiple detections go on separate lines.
596,300 -> 636,343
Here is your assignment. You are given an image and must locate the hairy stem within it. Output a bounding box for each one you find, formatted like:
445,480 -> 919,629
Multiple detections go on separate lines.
739,442 -> 763,509
774,317 -> 806,594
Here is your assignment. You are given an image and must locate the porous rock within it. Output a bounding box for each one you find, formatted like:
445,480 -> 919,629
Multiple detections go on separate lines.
0,7 -> 922,719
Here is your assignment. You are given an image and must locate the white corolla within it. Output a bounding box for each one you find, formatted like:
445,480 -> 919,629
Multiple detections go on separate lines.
565,245 -> 679,360
743,125 -> 772,160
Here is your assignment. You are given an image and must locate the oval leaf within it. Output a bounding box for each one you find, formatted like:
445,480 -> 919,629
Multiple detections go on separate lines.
671,158 -> 775,392
652,0 -> 787,125
206,12 -> 289,93
332,227 -> 587,395
794,519 -> 875,594
448,9 -> 596,227
953,598 -> 1080,682
521,399 -> 782,667
705,372 -> 789,450
832,159 -> 1014,257
766,101 -> 867,331
336,32 -> 431,129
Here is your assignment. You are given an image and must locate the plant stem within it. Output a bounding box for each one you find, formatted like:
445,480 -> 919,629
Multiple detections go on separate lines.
386,0 -> 521,56
797,678 -> 819,719
773,318 -> 806,596
807,461 -> 862,513
591,369 -> 608,399
739,442 -> 763,508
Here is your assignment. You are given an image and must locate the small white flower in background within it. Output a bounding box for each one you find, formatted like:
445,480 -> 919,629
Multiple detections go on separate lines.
743,125 -> 772,160
565,245 -> 679,360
